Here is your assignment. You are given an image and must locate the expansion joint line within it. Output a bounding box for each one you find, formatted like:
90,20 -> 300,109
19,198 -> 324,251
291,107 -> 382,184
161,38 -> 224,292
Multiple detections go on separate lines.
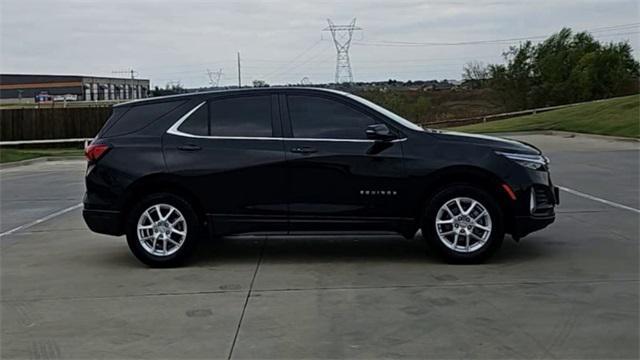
227,237 -> 265,360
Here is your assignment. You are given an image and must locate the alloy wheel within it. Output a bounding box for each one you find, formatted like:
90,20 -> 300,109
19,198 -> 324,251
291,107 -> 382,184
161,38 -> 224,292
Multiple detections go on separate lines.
136,204 -> 188,256
435,197 -> 492,253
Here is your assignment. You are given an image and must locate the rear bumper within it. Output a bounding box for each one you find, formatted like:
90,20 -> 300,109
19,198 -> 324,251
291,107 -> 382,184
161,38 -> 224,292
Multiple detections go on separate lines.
82,208 -> 123,236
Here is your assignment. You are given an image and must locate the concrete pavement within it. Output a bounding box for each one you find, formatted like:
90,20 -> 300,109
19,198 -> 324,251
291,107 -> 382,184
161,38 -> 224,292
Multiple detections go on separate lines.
0,160 -> 85,234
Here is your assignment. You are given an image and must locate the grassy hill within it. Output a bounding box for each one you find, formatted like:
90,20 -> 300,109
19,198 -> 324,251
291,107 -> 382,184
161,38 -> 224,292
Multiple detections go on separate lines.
0,148 -> 82,163
357,88 -> 506,124
450,95 -> 640,138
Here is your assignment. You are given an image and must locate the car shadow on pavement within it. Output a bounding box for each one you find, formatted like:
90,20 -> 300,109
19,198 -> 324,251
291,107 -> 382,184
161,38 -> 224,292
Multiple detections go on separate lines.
185,233 -> 548,267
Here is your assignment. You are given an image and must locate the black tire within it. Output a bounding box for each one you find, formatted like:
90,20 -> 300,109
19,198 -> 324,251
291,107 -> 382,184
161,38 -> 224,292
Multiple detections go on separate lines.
422,184 -> 504,263
125,193 -> 202,267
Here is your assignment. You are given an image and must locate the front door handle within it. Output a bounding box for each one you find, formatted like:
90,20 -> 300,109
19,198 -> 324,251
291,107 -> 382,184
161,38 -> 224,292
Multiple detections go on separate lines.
178,144 -> 202,152
290,146 -> 317,154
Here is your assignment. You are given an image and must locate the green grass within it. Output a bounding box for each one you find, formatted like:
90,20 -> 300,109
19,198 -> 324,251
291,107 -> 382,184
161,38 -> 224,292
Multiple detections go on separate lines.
450,95 -> 640,138
0,148 -> 83,163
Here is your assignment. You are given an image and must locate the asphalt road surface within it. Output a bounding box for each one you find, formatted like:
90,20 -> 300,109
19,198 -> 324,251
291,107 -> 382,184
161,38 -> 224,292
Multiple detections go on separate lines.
1,133 -> 638,359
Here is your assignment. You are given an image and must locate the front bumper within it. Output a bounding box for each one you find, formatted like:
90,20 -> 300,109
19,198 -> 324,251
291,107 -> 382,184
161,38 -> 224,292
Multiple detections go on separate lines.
512,213 -> 555,239
511,185 -> 559,239
82,208 -> 124,236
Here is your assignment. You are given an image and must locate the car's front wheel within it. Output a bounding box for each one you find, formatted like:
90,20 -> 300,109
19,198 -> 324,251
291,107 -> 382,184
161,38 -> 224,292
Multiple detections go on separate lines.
422,185 -> 504,263
125,193 -> 201,267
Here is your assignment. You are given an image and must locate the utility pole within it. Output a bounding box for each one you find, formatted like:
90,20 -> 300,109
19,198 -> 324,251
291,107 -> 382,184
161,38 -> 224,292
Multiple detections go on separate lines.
113,69 -> 138,99
323,18 -> 361,84
237,52 -> 241,87
129,69 -> 135,99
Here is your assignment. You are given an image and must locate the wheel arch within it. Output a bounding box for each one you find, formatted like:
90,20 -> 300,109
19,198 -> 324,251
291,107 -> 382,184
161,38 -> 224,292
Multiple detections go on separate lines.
120,174 -> 207,227
417,165 -> 516,232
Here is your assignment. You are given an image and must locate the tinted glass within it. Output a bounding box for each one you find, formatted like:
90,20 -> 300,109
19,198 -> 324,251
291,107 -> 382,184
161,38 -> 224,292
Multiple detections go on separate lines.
96,106 -> 129,138
209,95 -> 272,137
103,100 -> 186,137
288,95 -> 375,139
346,93 -> 424,131
178,103 -> 208,135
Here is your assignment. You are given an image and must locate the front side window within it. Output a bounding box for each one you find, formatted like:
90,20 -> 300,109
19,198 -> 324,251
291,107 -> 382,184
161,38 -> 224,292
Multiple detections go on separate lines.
209,95 -> 272,137
288,95 -> 376,139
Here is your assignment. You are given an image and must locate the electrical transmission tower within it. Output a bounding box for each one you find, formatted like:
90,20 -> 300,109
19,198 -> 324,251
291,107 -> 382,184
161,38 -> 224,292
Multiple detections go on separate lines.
207,68 -> 223,87
300,76 -> 311,85
323,18 -> 361,84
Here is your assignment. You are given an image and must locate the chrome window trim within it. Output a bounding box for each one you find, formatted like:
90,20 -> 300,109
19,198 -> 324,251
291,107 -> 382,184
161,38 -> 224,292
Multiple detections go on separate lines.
166,101 -> 407,143
166,101 -> 207,137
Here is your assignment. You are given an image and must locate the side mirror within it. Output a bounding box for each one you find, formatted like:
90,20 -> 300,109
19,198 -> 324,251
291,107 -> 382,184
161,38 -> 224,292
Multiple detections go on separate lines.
365,124 -> 396,141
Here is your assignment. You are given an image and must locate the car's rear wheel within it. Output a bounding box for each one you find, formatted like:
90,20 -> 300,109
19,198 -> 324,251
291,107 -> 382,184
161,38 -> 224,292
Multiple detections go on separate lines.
422,185 -> 504,263
125,193 -> 201,267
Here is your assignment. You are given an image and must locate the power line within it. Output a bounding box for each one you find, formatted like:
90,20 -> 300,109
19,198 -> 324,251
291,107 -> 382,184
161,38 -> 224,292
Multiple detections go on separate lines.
352,23 -> 640,47
260,38 -> 324,81
145,53 -> 504,78
265,49 -> 334,82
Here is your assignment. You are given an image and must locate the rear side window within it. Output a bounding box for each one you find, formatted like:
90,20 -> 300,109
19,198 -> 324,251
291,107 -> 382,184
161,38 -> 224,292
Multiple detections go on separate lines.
288,95 -> 376,139
178,103 -> 208,136
102,100 -> 186,137
209,95 -> 272,137
96,107 -> 129,138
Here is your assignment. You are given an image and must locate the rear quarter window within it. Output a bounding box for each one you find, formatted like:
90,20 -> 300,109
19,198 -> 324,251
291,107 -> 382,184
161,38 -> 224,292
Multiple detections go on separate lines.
101,100 -> 186,137
95,107 -> 129,138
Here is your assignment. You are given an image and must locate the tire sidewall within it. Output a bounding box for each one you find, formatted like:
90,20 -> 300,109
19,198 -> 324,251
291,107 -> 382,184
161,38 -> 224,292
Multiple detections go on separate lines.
125,193 -> 200,267
423,185 -> 504,263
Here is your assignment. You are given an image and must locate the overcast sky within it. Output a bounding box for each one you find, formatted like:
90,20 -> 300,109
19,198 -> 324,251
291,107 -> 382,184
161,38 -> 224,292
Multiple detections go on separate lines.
1,0 -> 638,88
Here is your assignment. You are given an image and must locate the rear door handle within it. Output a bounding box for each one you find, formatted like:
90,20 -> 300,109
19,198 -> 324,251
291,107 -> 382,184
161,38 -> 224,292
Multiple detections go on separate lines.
290,146 -> 317,154
177,144 -> 202,152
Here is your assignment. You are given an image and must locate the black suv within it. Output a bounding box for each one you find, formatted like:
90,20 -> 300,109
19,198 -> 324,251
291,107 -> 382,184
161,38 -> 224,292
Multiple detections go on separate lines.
83,88 -> 558,267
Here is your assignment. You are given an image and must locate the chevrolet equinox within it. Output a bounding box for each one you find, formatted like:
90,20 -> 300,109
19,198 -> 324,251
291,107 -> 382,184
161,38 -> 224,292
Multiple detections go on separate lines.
83,88 -> 558,267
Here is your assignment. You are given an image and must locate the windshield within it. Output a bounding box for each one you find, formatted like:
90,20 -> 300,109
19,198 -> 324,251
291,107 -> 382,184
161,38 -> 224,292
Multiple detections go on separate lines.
345,93 -> 424,132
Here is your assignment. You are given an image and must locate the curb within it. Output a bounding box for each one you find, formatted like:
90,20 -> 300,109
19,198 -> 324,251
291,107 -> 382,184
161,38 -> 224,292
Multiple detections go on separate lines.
0,156 -> 85,170
482,130 -> 640,143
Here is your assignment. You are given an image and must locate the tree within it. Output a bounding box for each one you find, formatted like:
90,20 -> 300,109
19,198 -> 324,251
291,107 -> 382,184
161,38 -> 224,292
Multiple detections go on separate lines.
486,41 -> 536,110
150,83 -> 188,97
252,80 -> 269,87
481,28 -> 639,110
462,61 -> 489,89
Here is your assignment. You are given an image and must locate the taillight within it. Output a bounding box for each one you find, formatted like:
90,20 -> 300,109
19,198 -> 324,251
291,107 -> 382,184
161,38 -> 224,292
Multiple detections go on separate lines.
85,143 -> 110,162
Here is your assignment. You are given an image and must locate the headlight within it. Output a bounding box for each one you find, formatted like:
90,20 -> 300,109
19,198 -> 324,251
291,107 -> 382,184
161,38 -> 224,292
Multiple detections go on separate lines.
495,151 -> 549,170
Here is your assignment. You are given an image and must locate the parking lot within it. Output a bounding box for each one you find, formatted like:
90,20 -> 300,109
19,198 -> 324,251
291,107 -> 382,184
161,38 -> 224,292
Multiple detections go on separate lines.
1,133 -> 638,359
